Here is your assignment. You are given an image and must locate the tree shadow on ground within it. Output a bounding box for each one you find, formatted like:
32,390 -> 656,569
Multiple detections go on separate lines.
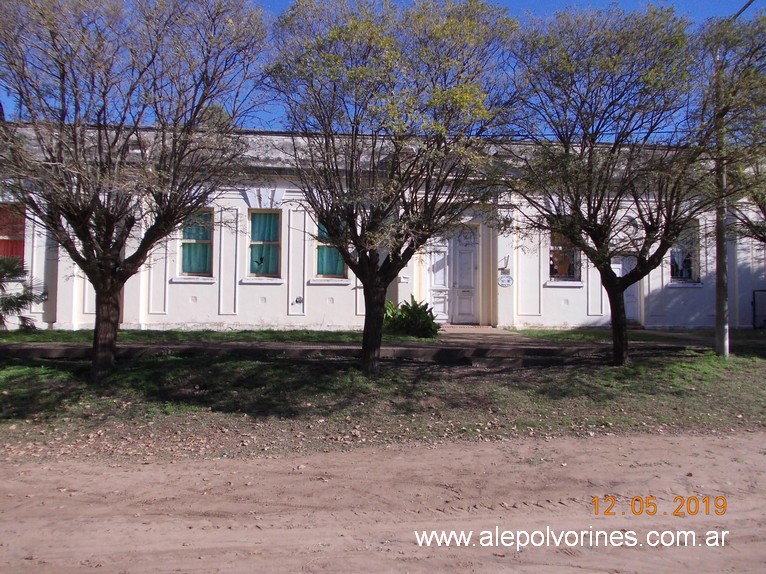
0,353 -> 432,421
483,348 -> 707,403
0,358 -> 90,419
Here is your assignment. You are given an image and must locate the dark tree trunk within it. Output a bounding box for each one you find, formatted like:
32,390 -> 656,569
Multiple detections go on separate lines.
605,286 -> 629,366
91,288 -> 122,383
361,282 -> 388,375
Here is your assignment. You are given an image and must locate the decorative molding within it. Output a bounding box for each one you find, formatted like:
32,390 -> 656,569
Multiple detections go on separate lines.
242,188 -> 285,209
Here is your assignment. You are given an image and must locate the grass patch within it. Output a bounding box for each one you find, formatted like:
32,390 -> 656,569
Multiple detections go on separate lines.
515,327 -> 766,346
1,346 -> 764,460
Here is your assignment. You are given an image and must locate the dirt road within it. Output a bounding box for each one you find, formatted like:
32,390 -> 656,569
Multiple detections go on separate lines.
1,431 -> 764,573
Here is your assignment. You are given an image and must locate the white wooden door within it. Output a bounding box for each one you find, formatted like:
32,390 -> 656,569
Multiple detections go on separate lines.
428,241 -> 450,323
451,233 -> 479,324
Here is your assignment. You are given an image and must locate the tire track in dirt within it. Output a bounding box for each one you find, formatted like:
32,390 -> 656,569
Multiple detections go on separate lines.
0,431 -> 764,573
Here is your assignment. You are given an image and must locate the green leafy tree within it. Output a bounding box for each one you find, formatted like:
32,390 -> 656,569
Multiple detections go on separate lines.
701,15 -> 766,245
0,0 -> 265,381
269,0 -> 514,373
689,12 -> 766,356
495,6 -> 724,365
731,161 -> 766,243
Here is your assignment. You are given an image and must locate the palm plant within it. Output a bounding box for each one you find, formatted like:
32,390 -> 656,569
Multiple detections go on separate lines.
0,256 -> 45,329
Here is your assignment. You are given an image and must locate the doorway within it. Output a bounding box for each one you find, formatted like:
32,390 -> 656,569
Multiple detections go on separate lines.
428,229 -> 479,324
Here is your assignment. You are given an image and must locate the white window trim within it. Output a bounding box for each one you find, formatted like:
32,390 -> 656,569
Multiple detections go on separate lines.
544,280 -> 584,288
667,282 -> 704,288
170,276 -> 216,285
308,278 -> 353,286
239,277 -> 285,285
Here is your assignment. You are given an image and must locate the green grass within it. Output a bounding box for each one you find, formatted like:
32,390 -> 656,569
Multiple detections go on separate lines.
515,327 -> 766,345
0,328 -> 433,344
1,346 -> 764,458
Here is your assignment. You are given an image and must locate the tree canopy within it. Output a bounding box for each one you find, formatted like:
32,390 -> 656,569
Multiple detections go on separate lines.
269,0 -> 515,372
494,6 -> 729,364
0,0 -> 266,380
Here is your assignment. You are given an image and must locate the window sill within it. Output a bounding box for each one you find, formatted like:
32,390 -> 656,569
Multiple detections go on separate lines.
668,282 -> 703,288
170,276 -> 216,284
544,280 -> 584,288
308,278 -> 352,286
239,277 -> 285,285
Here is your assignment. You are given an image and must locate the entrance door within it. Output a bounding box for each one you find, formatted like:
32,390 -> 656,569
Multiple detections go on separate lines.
428,240 -> 450,323
428,230 -> 479,324
451,232 -> 479,324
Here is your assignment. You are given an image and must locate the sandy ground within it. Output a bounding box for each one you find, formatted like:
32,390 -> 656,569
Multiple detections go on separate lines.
1,431 -> 764,573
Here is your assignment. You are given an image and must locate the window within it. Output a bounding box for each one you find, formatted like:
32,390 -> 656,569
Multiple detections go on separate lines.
670,221 -> 700,283
249,211 -> 280,277
181,210 -> 213,276
0,204 -> 24,261
316,222 -> 346,278
549,232 -> 581,281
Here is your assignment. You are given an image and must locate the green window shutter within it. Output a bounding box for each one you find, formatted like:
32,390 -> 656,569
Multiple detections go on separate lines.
250,244 -> 279,275
251,212 -> 279,242
250,212 -> 280,276
317,245 -> 345,277
181,211 -> 213,275
182,243 -> 212,274
182,211 -> 212,241
316,220 -> 345,277
317,221 -> 330,242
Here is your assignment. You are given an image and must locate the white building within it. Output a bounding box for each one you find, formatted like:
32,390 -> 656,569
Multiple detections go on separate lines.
3,133 -> 766,332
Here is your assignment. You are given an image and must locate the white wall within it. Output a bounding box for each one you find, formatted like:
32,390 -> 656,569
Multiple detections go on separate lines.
19,182 -> 766,333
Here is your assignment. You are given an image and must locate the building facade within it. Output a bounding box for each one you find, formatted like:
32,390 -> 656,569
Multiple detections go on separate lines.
3,134 -> 766,332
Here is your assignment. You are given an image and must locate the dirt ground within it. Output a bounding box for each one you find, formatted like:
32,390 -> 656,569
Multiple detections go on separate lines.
0,431 -> 764,573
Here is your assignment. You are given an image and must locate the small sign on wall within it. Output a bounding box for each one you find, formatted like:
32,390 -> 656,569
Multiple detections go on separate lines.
498,275 -> 514,288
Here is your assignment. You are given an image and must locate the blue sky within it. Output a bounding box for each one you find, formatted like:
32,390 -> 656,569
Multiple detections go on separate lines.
3,1 -> 761,128
259,0 -> 764,23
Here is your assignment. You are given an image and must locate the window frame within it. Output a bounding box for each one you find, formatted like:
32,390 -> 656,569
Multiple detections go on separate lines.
180,209 -> 214,277
248,209 -> 281,278
548,231 -> 581,282
0,203 -> 25,263
670,220 -> 701,284
316,221 -> 347,279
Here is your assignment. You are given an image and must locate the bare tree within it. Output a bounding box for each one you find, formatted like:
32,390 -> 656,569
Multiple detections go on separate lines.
0,0 -> 265,381
495,6 -> 727,365
269,0 -> 513,374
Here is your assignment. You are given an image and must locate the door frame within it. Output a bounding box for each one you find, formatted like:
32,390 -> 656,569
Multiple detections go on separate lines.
427,225 -> 481,325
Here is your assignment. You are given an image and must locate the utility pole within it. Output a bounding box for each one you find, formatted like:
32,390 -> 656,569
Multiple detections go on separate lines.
714,0 -> 756,359
714,64 -> 729,357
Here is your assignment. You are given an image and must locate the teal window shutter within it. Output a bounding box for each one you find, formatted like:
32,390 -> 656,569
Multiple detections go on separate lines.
316,221 -> 346,277
250,211 -> 280,276
181,211 -> 213,275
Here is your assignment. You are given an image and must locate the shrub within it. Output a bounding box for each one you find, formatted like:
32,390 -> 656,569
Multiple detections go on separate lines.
383,296 -> 440,338
0,257 -> 45,330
